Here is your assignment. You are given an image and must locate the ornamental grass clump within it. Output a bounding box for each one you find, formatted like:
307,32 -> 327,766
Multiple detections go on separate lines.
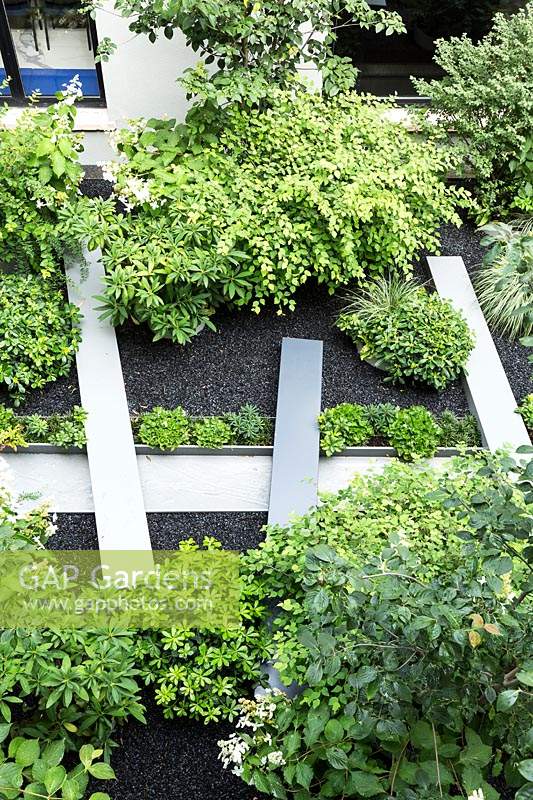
75,91 -> 467,344
337,275 -> 475,391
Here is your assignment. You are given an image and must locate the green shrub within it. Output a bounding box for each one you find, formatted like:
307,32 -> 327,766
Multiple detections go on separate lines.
138,538 -> 271,724
192,416 -> 232,448
516,393 -> 533,433
0,739 -> 114,800
0,274 -> 81,405
476,219 -> 533,339
338,276 -> 475,391
225,404 -> 272,446
364,402 -> 399,438
0,406 -> 87,450
0,464 -> 53,550
221,452 -> 533,800
0,80 -> 84,277
138,406 -> 190,449
318,404 -> 374,456
438,410 -> 481,448
414,4 -> 533,217
111,0 -> 404,119
77,90 -> 466,344
388,406 -> 442,461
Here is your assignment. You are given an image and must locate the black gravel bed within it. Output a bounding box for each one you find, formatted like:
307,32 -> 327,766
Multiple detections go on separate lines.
80,173 -> 114,200
117,224 -> 484,418
148,512 -> 267,551
49,514 -> 99,549
89,691 -> 260,800
49,513 -> 267,552
0,365 -> 81,416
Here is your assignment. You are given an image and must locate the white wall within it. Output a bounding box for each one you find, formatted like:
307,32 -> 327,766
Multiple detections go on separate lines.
95,0 -> 198,125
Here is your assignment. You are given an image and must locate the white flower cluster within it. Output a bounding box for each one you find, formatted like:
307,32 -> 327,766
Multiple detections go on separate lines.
218,691 -> 288,777
217,734 -> 249,776
61,74 -> 83,106
116,176 -> 153,212
261,750 -> 285,768
467,790 -> 485,800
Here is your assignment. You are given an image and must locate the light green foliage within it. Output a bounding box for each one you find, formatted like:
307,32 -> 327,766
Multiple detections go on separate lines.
225,404 -> 272,446
476,219 -> 533,339
414,4 -> 533,217
193,416 -> 232,449
137,406 -> 190,449
0,466 -> 53,551
138,538 -> 271,724
317,404 -> 374,455
111,0 -> 404,121
509,138 -> 533,215
0,274 -> 81,406
338,277 -> 475,391
75,90 -> 466,344
0,406 -> 87,449
221,452 -> 533,800
136,405 -> 272,448
517,394 -> 533,433
0,82 -> 84,276
438,410 -> 482,448
365,402 -> 399,438
388,406 -> 442,461
318,402 -> 479,458
0,738 -> 113,800
0,628 -> 146,760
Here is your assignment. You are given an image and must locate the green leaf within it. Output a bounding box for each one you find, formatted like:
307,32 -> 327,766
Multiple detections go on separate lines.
326,746 -> 348,770
496,689 -> 520,712
347,771 -> 384,797
44,765 -> 67,795
517,670 -> 533,687
51,151 -> 66,177
15,739 -> 40,767
62,777 -> 83,800
0,763 -> 23,790
42,740 -> 65,767
324,719 -> 344,744
0,722 -> 11,743
89,795 -> 112,800
515,784 -> 533,800
410,721 -> 434,750
88,762 -> 116,780
252,770 -> 271,795
79,744 -> 95,768
518,761 -> 533,782
295,761 -> 313,789
284,731 -> 301,757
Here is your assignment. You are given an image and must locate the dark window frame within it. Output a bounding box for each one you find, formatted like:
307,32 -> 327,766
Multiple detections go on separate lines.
0,0 -> 106,106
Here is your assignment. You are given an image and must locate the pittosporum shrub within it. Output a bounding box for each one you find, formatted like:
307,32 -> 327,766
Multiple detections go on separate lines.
0,79 -> 84,277
414,4 -> 533,218
137,406 -> 190,449
220,451 -> 533,800
74,90 -> 468,344
317,403 -> 374,456
388,406 -> 442,461
0,273 -> 81,405
337,277 -> 475,391
193,416 -> 232,449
